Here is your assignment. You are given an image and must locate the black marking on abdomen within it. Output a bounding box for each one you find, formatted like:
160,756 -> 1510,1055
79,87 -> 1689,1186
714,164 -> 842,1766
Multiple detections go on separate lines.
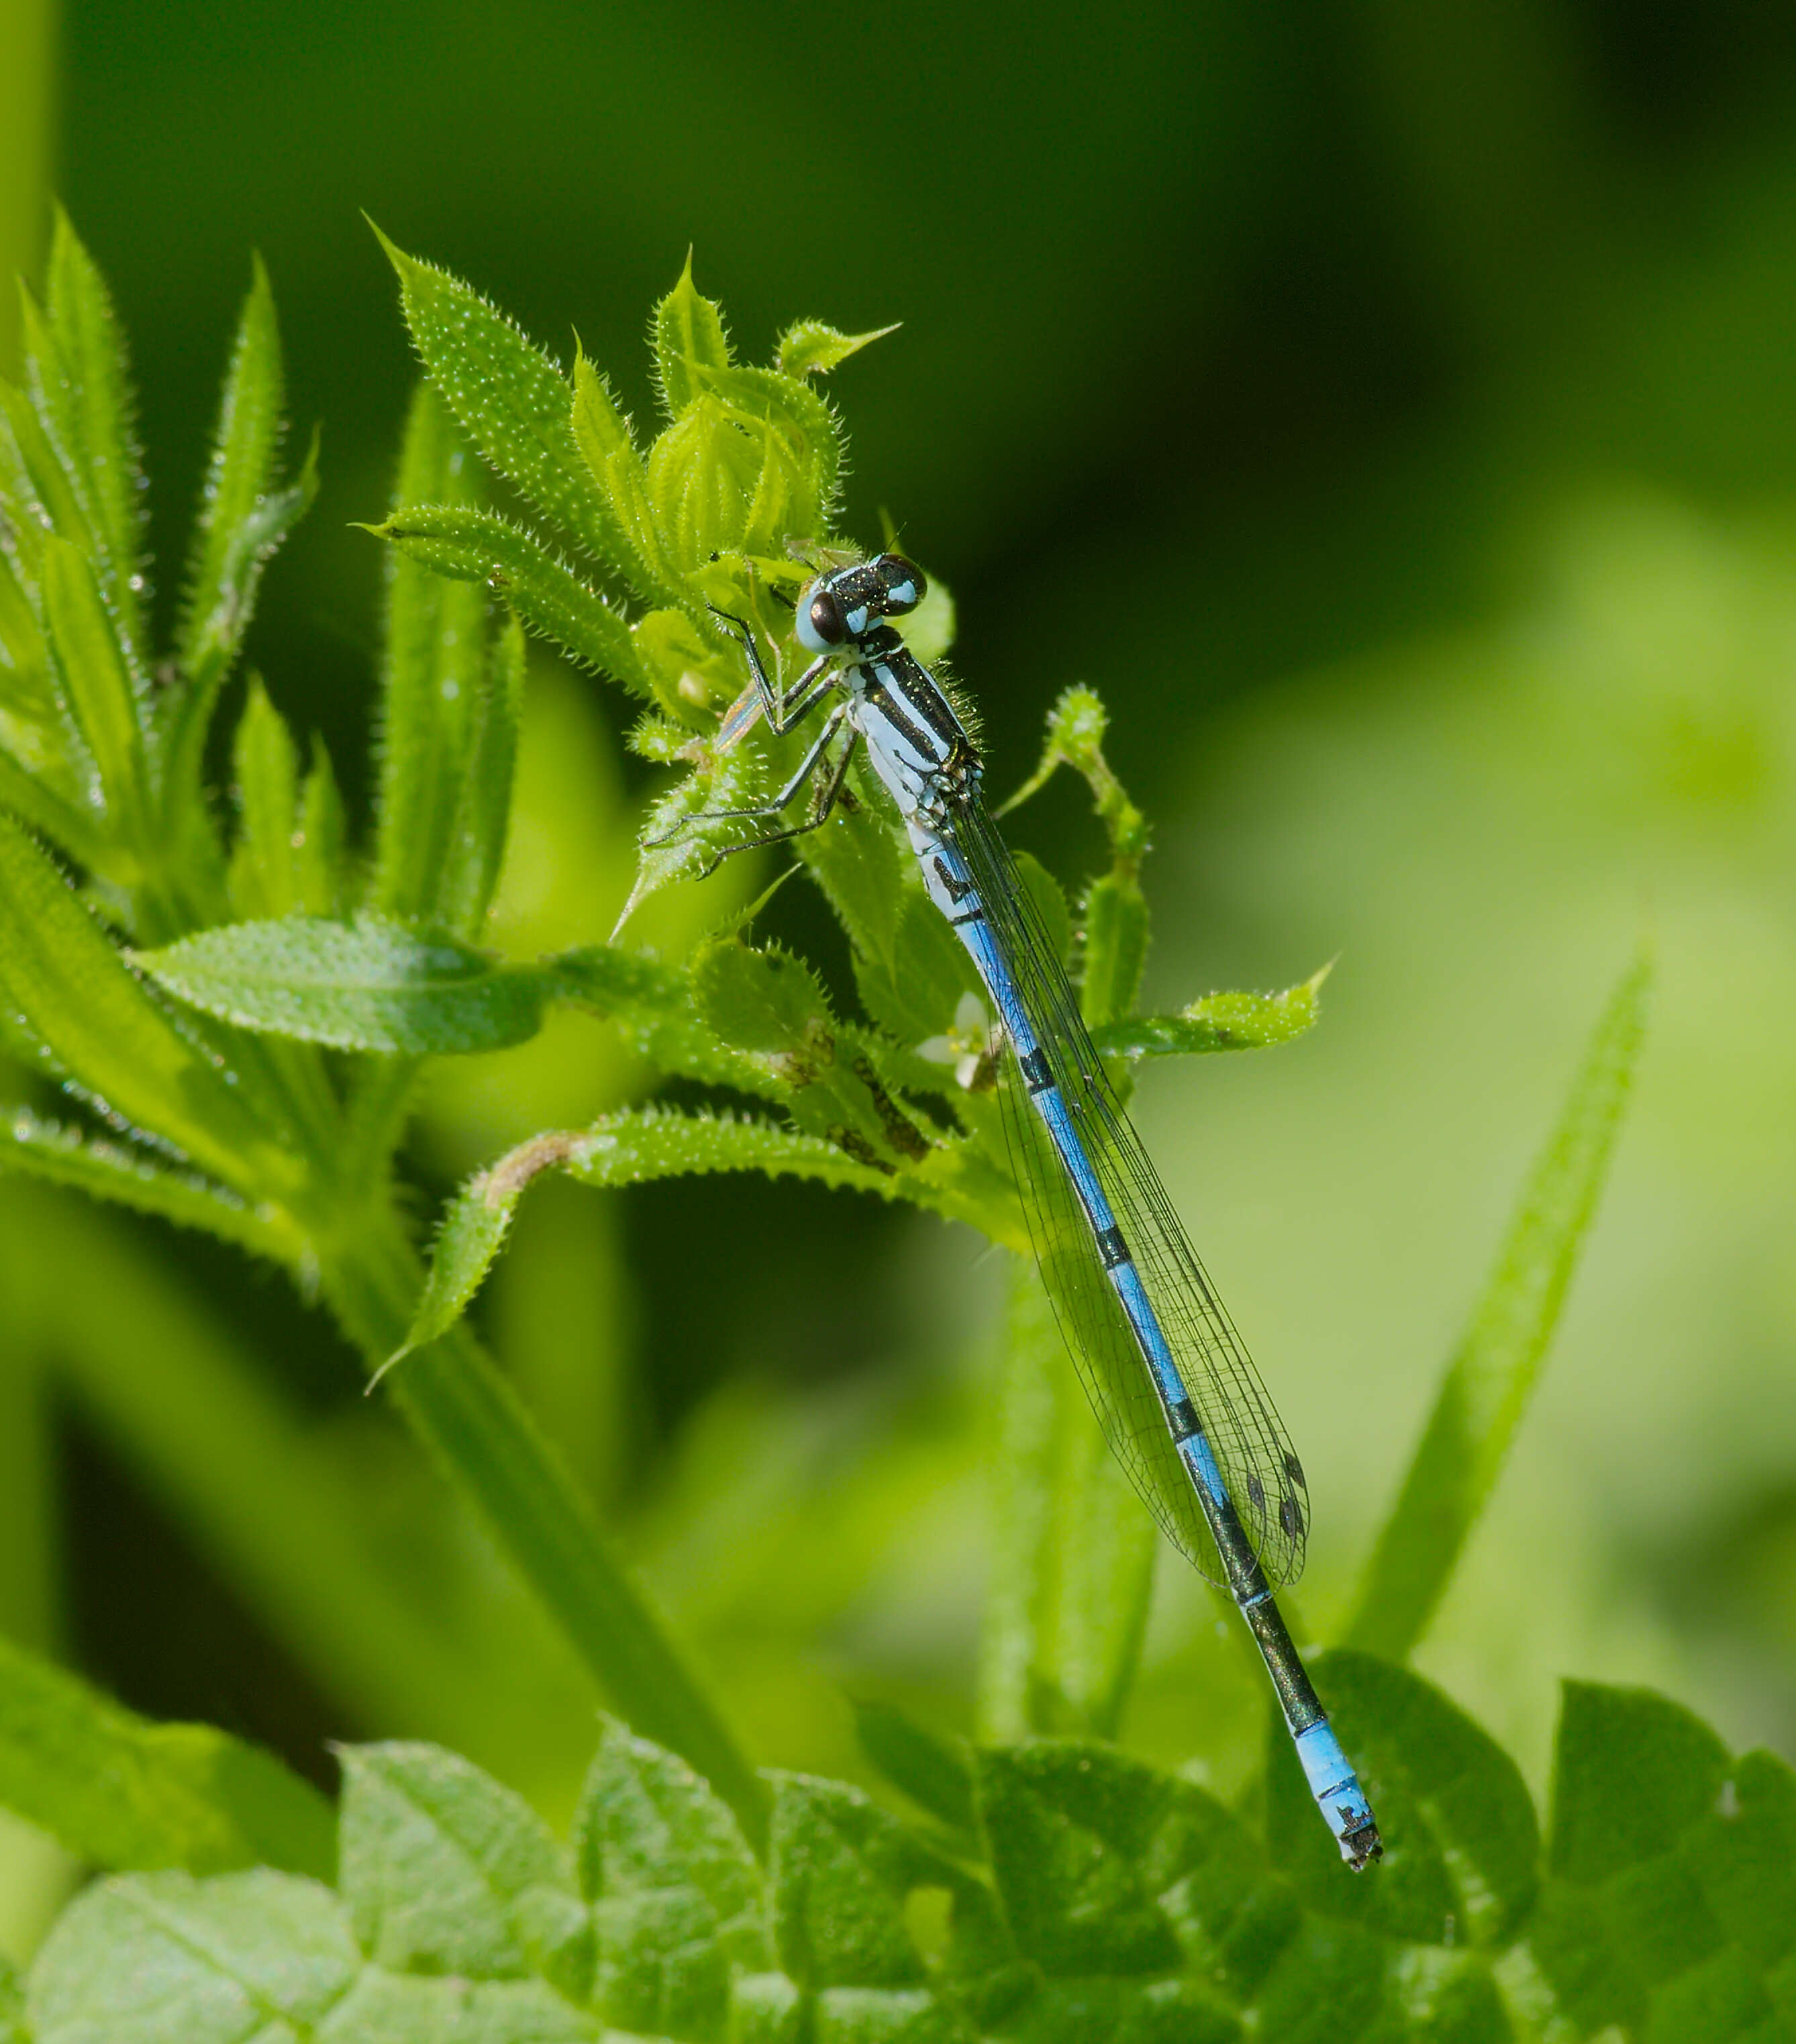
1167,1396 -> 1199,1440
1097,1225 -> 1129,1269
1018,1048 -> 1052,1093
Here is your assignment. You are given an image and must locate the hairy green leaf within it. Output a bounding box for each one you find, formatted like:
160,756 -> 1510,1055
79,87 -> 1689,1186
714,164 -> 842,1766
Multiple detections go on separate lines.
225,676 -> 300,919
371,501 -> 653,698
40,532 -> 150,846
434,613 -> 523,938
775,318 -> 901,379
0,1633 -> 332,1880
338,1743 -> 585,1988
1346,948 -> 1650,1661
0,810 -> 293,1196
577,1718 -> 770,2037
36,211 -> 147,654
0,1106 -> 302,1261
175,255 -> 287,696
768,1775 -> 938,1992
374,226 -> 639,583
1092,969 -> 1329,1060
370,381 -> 486,923
138,914 -> 552,1053
28,1869 -> 358,2043
570,351 -> 678,609
295,735 -> 347,917
654,254 -> 733,417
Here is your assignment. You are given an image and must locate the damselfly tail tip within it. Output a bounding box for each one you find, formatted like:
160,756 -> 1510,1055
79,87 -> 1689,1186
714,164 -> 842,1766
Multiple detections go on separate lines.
1342,1818 -> 1384,1871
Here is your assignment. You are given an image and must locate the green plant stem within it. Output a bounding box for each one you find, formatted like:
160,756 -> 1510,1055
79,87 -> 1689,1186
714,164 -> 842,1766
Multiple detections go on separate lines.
0,1188 -> 58,1654
316,1211 -> 771,1853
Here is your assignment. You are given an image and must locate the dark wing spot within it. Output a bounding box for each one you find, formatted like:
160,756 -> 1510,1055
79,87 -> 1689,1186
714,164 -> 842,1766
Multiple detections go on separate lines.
1279,1494 -> 1306,1539
1246,1475 -> 1266,1512
1284,1452 -> 1307,1489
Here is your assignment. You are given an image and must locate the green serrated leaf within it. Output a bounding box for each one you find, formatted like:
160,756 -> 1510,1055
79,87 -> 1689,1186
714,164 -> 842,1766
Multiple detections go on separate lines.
545,944 -> 772,1098
852,890 -> 982,1055
1266,1651 -> 1540,1947
1690,1749 -> 1796,1967
337,1742 -> 584,1988
225,676 -> 300,919
0,376 -> 97,571
576,1717 -> 770,2039
850,1700 -> 977,1839
27,1868 -> 358,2043
389,1157 -> 532,1365
979,1743 -> 1243,1981
319,1971 -> 603,2041
775,318 -> 901,379
136,914 -> 553,1054
371,381 -> 487,923
701,364 -> 844,542
40,532 -> 150,844
295,735 -> 347,918
654,254 -> 734,417
1549,1682 -> 1730,1886
0,740 -> 113,873
0,809 -> 294,1196
175,254 -> 286,695
373,225 -> 641,585
38,212 -> 148,654
769,1775 -> 943,1992
372,502 -> 653,699
1345,948 -> 1650,1661
570,350 -> 678,608
0,1106 -> 303,1263
0,1632 -> 333,1880
566,1105 -> 901,1200
1093,970 -> 1329,1061
436,612 -> 524,938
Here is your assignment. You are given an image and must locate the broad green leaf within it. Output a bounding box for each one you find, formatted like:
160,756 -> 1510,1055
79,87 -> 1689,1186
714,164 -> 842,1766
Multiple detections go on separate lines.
27,1868 -> 358,2043
1092,969 -> 1329,1061
1690,1749 -> 1796,1967
1549,1682 -> 1730,1886
137,915 -> 552,1054
775,318 -> 901,379
40,532 -> 149,845
699,364 -> 844,544
544,944 -> 771,1097
295,735 -> 347,917
0,809 -> 293,1196
0,1957 -> 21,2044
978,1743 -> 1242,1981
850,1700 -> 976,1839
436,613 -> 523,938
0,1107 -> 303,1263
646,394 -> 809,573
225,676 -> 299,919
654,254 -> 733,416
1079,869 -> 1148,1034
1265,1652 -> 1540,1948
768,1775 -> 942,1991
0,1633 -> 332,1879
1003,1978 -> 1240,2043
851,890 -> 982,1055
612,741 -> 769,933
175,255 -> 287,695
1250,1919 -> 1394,2044
370,502 -> 653,699
318,1971 -> 602,2041
575,1718 -> 770,2039
570,351 -> 677,608
36,212 -> 147,654
1642,1946 -> 1779,2044
372,226 -> 639,583
336,1743 -> 585,1989
1345,948 -> 1650,1661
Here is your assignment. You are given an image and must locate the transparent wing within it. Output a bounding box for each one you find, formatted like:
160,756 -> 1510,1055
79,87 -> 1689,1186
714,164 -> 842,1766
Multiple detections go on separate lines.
948,795 -> 1310,1589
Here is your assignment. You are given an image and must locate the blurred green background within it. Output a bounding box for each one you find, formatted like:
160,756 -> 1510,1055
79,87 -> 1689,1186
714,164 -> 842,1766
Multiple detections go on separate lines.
4,0 -> 1795,1957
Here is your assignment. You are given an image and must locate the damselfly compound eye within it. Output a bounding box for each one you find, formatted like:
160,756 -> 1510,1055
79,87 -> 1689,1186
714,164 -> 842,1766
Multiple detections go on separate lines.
797,585 -> 848,652
875,552 -> 926,614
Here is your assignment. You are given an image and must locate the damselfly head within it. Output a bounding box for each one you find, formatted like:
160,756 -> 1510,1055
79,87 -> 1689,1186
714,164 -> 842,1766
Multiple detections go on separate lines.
793,551 -> 930,653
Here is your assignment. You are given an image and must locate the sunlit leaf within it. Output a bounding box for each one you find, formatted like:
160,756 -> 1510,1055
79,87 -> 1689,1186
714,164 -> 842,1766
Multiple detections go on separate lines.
373,224 -> 640,585
370,501 -> 653,698
137,914 -> 554,1054
775,318 -> 901,379
225,676 -> 301,920
1093,969 -> 1329,1060
40,532 -> 150,845
653,254 -> 733,417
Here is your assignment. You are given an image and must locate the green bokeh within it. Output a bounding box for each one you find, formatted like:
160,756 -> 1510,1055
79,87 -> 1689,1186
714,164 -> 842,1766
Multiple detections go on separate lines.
5,0 -> 1796,1961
